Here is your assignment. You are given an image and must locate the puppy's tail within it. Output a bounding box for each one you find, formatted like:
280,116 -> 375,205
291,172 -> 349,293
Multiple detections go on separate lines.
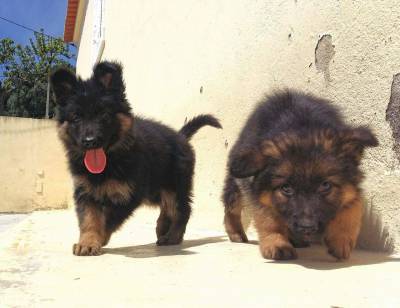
179,114 -> 222,140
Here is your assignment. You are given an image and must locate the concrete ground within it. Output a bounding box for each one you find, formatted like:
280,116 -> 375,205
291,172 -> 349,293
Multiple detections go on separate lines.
1,209 -> 399,308
0,214 -> 29,234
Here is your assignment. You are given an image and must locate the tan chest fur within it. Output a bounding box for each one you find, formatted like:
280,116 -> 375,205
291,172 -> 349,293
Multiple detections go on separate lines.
74,176 -> 133,204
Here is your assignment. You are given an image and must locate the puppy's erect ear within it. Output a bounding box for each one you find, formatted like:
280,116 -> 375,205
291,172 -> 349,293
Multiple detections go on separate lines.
50,68 -> 77,105
339,126 -> 378,160
93,61 -> 124,92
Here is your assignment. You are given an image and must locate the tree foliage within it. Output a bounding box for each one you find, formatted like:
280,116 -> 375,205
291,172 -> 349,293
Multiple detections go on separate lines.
0,30 -> 75,118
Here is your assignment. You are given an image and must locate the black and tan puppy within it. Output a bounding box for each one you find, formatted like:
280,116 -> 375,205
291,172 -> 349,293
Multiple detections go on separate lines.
51,61 -> 221,256
223,90 -> 378,260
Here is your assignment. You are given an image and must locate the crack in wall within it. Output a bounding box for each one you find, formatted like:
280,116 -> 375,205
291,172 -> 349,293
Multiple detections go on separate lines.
386,73 -> 400,162
315,34 -> 335,82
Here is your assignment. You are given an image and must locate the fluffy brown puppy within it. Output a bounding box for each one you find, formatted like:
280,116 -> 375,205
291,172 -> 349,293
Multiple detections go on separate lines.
223,90 -> 378,260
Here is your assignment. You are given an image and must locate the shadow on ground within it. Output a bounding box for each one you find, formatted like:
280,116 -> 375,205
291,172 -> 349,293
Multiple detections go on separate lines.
267,246 -> 400,270
229,240 -> 400,270
103,236 -> 226,258
104,235 -> 399,270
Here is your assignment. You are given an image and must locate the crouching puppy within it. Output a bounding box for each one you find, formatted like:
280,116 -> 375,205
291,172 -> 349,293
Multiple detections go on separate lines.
51,61 -> 221,256
223,90 -> 378,260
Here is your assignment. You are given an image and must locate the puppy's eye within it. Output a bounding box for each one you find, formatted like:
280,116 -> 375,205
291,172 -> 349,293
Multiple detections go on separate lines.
319,181 -> 332,194
280,184 -> 295,196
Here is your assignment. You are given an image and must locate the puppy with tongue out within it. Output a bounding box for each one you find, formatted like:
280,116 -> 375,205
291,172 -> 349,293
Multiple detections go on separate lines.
51,61 -> 222,256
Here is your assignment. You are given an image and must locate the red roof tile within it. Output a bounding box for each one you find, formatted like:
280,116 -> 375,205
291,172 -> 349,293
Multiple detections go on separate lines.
64,0 -> 80,42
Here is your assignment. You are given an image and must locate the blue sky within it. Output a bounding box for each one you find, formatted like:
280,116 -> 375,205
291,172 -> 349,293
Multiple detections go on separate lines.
0,0 -> 77,65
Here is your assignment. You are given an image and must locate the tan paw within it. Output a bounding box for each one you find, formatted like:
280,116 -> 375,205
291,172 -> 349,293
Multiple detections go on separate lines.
227,232 -> 249,243
73,243 -> 102,256
260,241 -> 297,260
325,236 -> 354,260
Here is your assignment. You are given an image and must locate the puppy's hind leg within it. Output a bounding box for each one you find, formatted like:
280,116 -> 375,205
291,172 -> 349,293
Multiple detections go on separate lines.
156,190 -> 191,246
223,176 -> 248,243
156,204 -> 172,239
157,151 -> 194,246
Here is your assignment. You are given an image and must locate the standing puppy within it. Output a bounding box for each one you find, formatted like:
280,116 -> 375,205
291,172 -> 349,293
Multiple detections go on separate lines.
223,90 -> 378,260
51,61 -> 221,256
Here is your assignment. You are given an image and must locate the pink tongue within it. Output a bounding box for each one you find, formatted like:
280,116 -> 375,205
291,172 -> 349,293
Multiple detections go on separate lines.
84,148 -> 107,174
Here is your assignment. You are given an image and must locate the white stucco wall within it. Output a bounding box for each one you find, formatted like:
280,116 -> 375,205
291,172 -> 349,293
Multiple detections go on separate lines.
75,0 -> 400,251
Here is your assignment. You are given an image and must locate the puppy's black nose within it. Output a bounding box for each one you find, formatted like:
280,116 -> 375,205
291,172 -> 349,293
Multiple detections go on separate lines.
82,136 -> 99,148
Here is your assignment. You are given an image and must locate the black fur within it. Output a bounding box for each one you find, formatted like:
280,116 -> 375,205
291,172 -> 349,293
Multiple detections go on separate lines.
180,115 -> 222,140
51,61 -> 222,255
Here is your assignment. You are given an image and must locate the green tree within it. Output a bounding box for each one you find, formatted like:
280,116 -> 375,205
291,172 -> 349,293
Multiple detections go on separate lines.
0,30 -> 75,118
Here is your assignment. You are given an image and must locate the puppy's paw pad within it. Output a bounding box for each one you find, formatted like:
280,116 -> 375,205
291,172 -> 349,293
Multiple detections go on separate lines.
73,243 -> 102,256
260,243 -> 297,260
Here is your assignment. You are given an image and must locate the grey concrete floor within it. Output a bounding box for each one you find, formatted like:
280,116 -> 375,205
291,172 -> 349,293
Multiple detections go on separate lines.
0,209 -> 399,308
0,213 -> 29,233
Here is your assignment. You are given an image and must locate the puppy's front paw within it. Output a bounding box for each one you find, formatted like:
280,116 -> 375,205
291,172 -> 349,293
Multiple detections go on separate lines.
325,236 -> 354,260
73,243 -> 102,256
228,232 -> 248,243
260,240 -> 297,260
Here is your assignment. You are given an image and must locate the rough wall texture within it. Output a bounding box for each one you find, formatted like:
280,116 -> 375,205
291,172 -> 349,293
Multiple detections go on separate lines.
0,117 -> 72,212
75,0 -> 400,252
